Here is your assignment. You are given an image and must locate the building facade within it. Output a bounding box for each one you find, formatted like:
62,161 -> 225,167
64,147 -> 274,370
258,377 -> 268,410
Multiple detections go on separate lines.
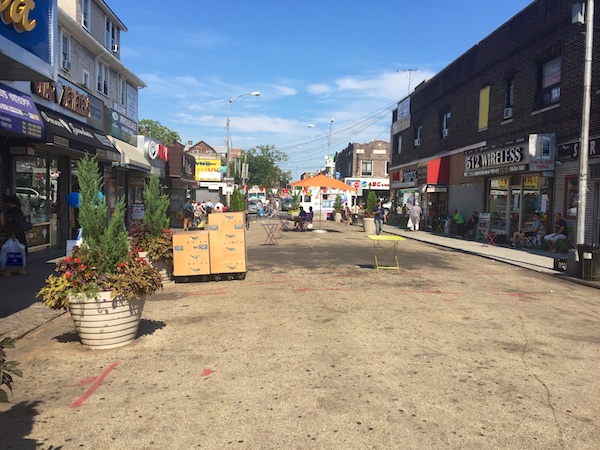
0,0 -> 146,252
390,0 -> 600,244
335,140 -> 390,206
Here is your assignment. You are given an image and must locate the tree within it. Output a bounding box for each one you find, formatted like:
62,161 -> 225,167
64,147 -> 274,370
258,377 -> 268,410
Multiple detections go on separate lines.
138,119 -> 181,146
244,144 -> 290,188
229,188 -> 246,212
143,174 -> 170,236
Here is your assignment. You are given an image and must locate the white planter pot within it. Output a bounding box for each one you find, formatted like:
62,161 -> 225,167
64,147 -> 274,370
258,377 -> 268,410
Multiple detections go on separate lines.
69,291 -> 146,350
362,217 -> 376,234
334,212 -> 342,223
152,258 -> 173,283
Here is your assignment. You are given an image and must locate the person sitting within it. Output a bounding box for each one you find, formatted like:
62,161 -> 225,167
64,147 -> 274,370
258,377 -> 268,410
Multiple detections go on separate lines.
294,206 -> 307,229
450,209 -> 465,236
544,212 -> 567,253
463,211 -> 479,239
305,206 -> 314,229
511,212 -> 542,247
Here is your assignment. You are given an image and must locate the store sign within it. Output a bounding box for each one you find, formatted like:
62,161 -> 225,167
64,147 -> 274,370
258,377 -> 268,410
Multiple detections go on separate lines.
195,159 -> 222,181
109,109 -> 137,145
182,153 -> 195,178
464,145 -> 527,177
32,80 -> 90,117
558,137 -> 600,162
144,139 -> 168,161
1,0 -> 37,32
0,83 -> 44,138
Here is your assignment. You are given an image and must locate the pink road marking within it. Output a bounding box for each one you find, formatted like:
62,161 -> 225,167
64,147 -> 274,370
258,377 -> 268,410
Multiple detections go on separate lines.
339,297 -> 348,300
70,362 -> 119,408
296,287 -> 344,293
69,377 -> 98,388
396,289 -> 459,295
200,368 -> 213,377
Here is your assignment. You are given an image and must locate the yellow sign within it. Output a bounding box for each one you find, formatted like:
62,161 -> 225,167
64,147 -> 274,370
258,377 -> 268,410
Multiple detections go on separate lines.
490,177 -> 509,190
1,0 -> 37,32
195,159 -> 222,181
523,175 -> 539,190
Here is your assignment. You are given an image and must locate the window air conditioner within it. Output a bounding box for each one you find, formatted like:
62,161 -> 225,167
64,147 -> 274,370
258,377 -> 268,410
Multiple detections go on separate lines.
442,129 -> 449,138
62,60 -> 71,71
503,107 -> 513,120
414,138 -> 421,147
112,44 -> 118,53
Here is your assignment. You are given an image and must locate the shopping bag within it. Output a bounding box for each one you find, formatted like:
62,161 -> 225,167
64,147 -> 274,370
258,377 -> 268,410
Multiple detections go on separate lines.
0,238 -> 26,270
407,217 -> 414,231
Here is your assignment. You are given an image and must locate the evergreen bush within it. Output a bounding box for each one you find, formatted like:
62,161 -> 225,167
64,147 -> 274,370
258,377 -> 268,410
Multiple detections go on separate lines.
230,188 -> 246,212
142,174 -> 170,237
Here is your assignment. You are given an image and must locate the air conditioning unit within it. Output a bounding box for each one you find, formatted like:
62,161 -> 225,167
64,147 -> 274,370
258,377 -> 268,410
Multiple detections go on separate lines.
62,60 -> 71,71
112,44 -> 118,53
503,107 -> 513,120
442,129 -> 449,138
414,138 -> 421,147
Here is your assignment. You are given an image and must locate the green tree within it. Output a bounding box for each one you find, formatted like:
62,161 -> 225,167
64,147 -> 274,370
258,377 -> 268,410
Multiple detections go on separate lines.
138,119 -> 181,146
143,174 -> 170,236
229,188 -> 246,212
366,191 -> 378,216
244,144 -> 290,188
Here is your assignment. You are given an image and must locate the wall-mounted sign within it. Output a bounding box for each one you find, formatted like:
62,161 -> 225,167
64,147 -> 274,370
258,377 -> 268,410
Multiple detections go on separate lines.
0,82 -> 44,139
109,109 -> 137,145
32,79 -> 90,117
464,144 -> 528,177
558,136 -> 600,162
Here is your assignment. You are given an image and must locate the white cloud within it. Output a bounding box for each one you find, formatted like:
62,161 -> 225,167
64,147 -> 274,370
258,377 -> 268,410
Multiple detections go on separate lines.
272,85 -> 297,96
307,83 -> 331,95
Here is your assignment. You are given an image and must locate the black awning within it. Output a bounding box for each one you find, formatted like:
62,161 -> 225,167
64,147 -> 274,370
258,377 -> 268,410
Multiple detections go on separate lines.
37,104 -> 119,158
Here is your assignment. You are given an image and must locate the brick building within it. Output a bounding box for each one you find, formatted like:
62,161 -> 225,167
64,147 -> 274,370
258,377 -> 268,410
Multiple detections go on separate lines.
335,139 -> 390,205
390,0 -> 600,245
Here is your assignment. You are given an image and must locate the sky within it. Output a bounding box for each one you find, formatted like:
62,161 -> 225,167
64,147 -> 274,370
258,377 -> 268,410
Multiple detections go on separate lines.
109,0 -> 534,176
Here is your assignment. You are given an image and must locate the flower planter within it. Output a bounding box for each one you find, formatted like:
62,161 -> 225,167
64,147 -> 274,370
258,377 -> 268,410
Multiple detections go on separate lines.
334,212 -> 342,223
68,291 -> 146,350
362,217 -> 376,234
151,258 -> 173,283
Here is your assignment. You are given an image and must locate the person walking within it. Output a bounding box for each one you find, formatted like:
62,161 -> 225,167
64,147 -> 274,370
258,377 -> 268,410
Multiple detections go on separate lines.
2,194 -> 28,275
182,197 -> 194,231
372,200 -> 387,235
344,203 -> 352,226
410,202 -> 423,231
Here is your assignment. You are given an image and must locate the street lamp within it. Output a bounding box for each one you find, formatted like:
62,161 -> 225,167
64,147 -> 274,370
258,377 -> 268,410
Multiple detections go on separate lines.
226,91 -> 260,204
307,119 -> 334,176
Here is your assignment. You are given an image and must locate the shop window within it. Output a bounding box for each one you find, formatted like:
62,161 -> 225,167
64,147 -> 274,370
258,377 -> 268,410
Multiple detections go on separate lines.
538,57 -> 561,108
565,176 -> 578,218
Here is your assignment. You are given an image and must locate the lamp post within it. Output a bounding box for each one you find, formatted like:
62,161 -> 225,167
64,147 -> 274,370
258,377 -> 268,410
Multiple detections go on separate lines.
307,119 -> 334,176
225,91 -> 260,205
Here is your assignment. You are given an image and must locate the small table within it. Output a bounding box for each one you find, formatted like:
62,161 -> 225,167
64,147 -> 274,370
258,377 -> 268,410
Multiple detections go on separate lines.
262,223 -> 279,245
367,235 -> 406,270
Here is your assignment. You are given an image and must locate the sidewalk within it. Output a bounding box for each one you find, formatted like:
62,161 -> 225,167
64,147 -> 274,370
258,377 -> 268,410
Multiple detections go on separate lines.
381,224 -> 600,288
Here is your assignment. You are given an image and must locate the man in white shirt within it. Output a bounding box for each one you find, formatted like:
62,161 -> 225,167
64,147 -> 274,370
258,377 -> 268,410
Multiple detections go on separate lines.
214,201 -> 225,212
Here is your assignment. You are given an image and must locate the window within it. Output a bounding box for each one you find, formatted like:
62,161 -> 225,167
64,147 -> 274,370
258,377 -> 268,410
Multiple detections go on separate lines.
60,29 -> 71,71
81,0 -> 90,30
82,69 -> 90,88
505,77 -> 514,108
393,134 -> 401,155
361,161 -> 372,176
105,17 -> 117,50
478,86 -> 490,130
385,161 -> 389,176
441,111 -> 451,137
565,176 -> 578,218
96,60 -> 109,96
118,75 -> 127,107
414,125 -> 422,147
539,57 -> 561,108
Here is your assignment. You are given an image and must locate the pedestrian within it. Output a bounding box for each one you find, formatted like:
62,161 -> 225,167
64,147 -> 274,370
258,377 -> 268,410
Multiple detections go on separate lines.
182,197 -> 194,231
344,202 -> 352,226
544,212 -> 567,253
372,200 -> 387,235
214,200 -> 225,212
205,199 -> 214,214
410,202 -> 423,231
1,194 -> 29,275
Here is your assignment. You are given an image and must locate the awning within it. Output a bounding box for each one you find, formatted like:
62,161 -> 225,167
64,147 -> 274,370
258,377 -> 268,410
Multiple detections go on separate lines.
0,83 -> 44,139
107,135 -> 151,172
37,104 -> 118,158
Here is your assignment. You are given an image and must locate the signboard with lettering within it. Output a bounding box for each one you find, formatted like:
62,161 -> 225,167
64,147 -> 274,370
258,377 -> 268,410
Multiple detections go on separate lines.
558,137 -> 600,162
109,109 -> 137,145
195,159 -> 223,181
32,78 -> 93,118
0,83 -> 44,139
464,144 -> 528,177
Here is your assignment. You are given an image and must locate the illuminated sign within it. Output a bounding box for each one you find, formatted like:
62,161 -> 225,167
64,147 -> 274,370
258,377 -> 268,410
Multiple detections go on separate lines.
1,0 -> 36,32
32,81 -> 90,117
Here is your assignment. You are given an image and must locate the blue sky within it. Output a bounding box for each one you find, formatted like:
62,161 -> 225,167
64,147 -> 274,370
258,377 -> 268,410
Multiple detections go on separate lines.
110,1 -> 534,175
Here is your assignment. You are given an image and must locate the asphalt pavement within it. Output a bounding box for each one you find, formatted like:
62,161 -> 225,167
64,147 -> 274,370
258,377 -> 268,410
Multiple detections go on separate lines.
1,218 -> 600,449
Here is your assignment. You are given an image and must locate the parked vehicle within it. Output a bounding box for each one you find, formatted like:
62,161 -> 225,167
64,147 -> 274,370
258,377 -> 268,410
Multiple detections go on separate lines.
247,199 -> 260,214
281,198 -> 292,211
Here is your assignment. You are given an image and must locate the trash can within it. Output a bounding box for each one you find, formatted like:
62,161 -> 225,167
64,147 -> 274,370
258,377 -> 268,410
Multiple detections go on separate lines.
577,244 -> 600,281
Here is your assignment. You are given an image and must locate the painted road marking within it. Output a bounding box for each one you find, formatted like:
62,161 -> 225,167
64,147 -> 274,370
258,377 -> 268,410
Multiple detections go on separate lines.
71,362 -> 119,409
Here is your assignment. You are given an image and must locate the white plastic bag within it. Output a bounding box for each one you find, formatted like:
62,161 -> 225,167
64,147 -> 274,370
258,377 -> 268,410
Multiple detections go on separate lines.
407,217 -> 414,231
1,238 -> 26,270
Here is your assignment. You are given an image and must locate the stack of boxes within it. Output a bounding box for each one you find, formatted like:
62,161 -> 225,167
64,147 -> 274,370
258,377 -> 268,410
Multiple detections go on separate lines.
172,212 -> 246,279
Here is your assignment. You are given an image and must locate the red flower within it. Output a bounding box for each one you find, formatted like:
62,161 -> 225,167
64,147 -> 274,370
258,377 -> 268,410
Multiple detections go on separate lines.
79,264 -> 87,270
119,262 -> 126,268
65,256 -> 71,263
74,258 -> 81,264
65,271 -> 72,278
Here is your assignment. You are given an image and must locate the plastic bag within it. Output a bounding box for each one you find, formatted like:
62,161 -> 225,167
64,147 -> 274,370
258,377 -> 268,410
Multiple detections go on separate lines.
1,238 -> 26,270
407,217 -> 414,231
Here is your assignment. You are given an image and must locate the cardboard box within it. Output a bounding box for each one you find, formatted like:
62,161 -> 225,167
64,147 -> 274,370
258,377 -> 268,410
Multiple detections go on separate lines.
173,231 -> 210,276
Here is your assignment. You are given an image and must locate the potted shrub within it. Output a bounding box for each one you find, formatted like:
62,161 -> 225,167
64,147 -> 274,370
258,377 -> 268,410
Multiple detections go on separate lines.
332,194 -> 343,223
1,335 -> 22,402
362,191 -> 378,234
289,193 -> 301,219
37,156 -> 162,350
130,174 -> 173,282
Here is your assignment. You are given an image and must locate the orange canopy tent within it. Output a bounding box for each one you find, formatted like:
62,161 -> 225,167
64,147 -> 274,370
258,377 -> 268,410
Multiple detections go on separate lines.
289,174 -> 356,192
289,174 -> 356,231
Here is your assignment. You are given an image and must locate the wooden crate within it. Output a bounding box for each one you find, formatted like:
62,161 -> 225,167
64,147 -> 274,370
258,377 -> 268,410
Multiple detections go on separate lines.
208,220 -> 246,274
172,231 -> 211,276
207,211 -> 245,226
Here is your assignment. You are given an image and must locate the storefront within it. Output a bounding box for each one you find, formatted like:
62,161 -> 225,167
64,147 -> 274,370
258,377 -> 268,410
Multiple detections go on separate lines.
464,134 -> 555,240
167,143 -> 196,227
344,177 -> 390,209
390,164 -> 424,213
